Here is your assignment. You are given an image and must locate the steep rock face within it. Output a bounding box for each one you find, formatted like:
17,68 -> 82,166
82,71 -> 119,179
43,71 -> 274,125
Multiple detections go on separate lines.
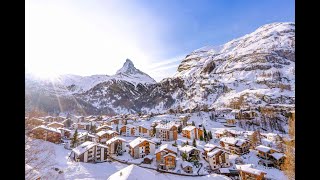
25,22 -> 295,115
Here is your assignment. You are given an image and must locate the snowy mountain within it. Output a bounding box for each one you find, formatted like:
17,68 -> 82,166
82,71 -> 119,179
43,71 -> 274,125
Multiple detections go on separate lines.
25,22 -> 295,116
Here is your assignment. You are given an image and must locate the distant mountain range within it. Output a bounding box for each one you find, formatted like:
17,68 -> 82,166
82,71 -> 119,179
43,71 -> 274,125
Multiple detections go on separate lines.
25,22 -> 295,115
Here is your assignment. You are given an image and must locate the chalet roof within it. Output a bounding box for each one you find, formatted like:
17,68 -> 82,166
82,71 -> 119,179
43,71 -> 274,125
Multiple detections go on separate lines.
78,132 -> 96,139
215,129 -> 227,134
207,149 -> 224,157
107,164 -> 156,180
96,125 -> 113,130
155,144 -> 177,154
96,130 -> 118,137
220,137 -> 238,145
72,141 -> 107,156
57,127 -> 71,132
181,161 -> 193,168
270,152 -> 285,160
155,121 -> 177,130
106,137 -> 126,145
236,164 -> 266,176
203,144 -> 218,152
47,122 -> 64,126
32,125 -> 61,134
255,145 -> 272,153
182,126 -> 196,131
129,137 -> 155,148
163,153 -> 177,158
220,137 -> 248,146
178,145 -> 200,153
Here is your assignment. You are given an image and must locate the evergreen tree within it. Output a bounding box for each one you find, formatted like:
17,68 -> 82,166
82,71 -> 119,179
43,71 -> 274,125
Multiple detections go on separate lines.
192,121 -> 195,126
71,129 -> 78,148
203,126 -> 207,142
173,140 -> 177,147
192,138 -> 197,147
186,140 -> 189,145
200,135 -> 203,141
182,152 -> 188,161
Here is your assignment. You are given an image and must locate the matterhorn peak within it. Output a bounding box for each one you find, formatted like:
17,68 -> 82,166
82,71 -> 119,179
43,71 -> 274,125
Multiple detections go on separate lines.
116,58 -> 139,75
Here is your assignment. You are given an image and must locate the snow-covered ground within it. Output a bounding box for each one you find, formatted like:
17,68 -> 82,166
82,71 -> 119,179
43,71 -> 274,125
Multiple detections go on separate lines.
30,140 -> 231,179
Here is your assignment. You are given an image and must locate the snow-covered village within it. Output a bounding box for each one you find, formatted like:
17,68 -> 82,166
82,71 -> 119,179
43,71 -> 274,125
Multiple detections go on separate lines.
25,1 -> 295,179
25,106 -> 295,180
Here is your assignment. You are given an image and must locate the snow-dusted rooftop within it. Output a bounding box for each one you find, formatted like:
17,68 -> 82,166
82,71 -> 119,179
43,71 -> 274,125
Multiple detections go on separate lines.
96,130 -> 119,137
203,143 -> 218,152
163,153 -> 177,158
32,125 -> 61,134
155,144 -> 177,154
155,121 -> 177,130
236,164 -> 266,176
220,137 -> 248,146
48,122 -> 64,126
182,126 -> 196,131
129,137 -> 155,148
270,152 -> 285,160
207,149 -> 223,158
178,145 -> 200,153
106,137 -> 126,145
107,164 -> 156,180
72,141 -> 107,156
255,145 -> 273,153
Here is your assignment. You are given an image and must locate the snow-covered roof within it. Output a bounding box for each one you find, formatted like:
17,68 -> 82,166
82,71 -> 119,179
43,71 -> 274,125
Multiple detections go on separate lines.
207,149 -> 223,157
235,139 -> 247,146
72,141 -> 107,156
32,125 -> 61,134
96,125 -> 113,130
47,122 -> 64,126
78,132 -> 96,139
107,164 -> 156,180
181,161 -> 193,168
106,137 -> 126,145
236,164 -> 266,176
96,130 -> 118,137
227,129 -> 241,135
129,137 -> 155,148
219,168 -> 230,174
220,137 -> 248,146
163,153 -> 177,158
178,145 -> 200,153
155,144 -> 177,154
215,129 -> 227,134
155,121 -> 177,130
271,152 -> 285,160
255,145 -> 272,153
144,154 -> 153,160
57,127 -> 71,132
220,137 -> 238,145
182,126 -> 196,131
203,144 -> 218,152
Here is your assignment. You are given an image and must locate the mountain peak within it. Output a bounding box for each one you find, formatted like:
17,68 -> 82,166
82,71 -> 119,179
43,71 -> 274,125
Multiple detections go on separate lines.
116,58 -> 137,75
114,59 -> 157,84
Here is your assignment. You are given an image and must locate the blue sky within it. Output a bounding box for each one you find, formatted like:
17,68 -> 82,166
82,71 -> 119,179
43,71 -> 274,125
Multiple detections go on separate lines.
26,0 -> 294,81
